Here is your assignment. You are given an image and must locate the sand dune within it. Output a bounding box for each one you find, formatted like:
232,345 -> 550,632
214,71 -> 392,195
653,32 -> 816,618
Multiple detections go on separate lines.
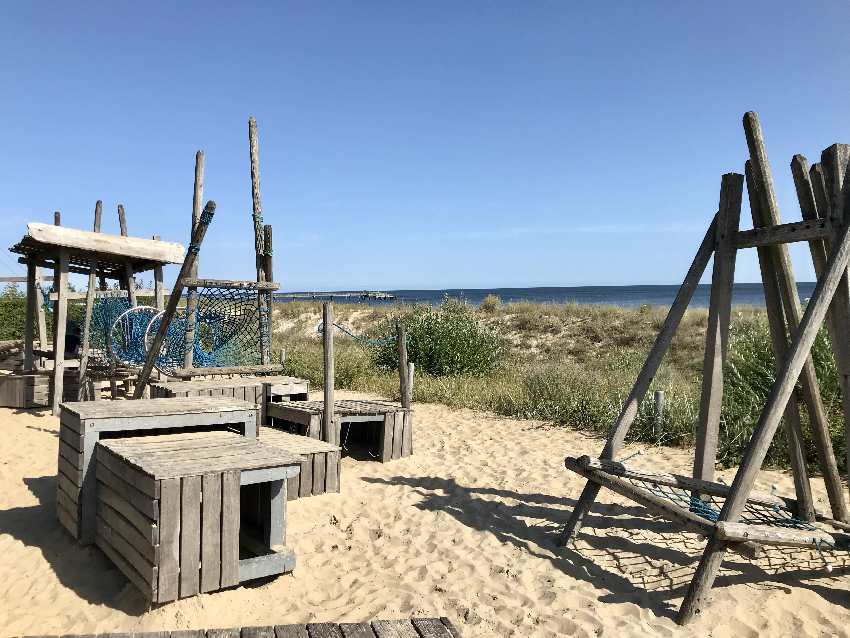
0,390 -> 848,637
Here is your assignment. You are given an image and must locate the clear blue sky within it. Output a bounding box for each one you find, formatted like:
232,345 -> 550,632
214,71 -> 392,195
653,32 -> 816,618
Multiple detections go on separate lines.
1,2 -> 848,291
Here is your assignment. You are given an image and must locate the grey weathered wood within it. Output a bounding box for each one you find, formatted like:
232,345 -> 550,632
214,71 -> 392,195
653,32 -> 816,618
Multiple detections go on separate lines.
734,218 -> 832,248
323,303 -> 336,444
181,278 -> 281,291
264,224 -> 274,287
401,411 -> 413,457
97,525 -> 156,599
208,629 -> 242,638
338,625 -> 373,638
157,477 -> 181,602
133,200 -> 216,398
96,513 -> 157,585
410,619 -> 454,638
96,461 -> 159,519
392,411 -> 404,460
306,624 -> 344,638
275,626 -> 309,638
790,154 -> 849,521
397,322 -> 410,409
370,620 -> 419,638
326,450 -> 340,493
24,260 -> 36,370
679,112 -> 850,625
180,475 -> 202,597
97,485 -> 158,548
78,201 -> 103,400
171,364 -> 285,378
715,521 -> 843,549
745,160 -> 815,520
381,413 -> 394,463
153,236 -> 165,310
693,173 -> 742,484
237,547 -> 295,581
117,205 -> 137,306
299,456 -> 313,498
35,266 -> 48,364
220,470 -> 240,588
186,150 -> 205,372
51,249 -> 69,416
312,453 -> 326,495
560,213 -> 718,546
243,627 -> 276,638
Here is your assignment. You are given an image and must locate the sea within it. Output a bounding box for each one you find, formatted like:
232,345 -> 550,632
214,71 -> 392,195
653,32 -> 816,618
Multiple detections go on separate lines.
274,283 -> 818,309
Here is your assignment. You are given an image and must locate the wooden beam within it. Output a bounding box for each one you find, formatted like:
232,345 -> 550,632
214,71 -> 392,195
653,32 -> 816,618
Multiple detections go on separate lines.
23,261 -> 36,370
152,236 -> 165,310
169,363 -> 285,378
745,160 -> 814,521
734,218 -> 832,249
184,151 -> 205,370
559,213 -> 718,547
23,223 -> 185,264
715,521 -> 845,550
693,173 -> 742,485
180,278 -> 280,291
397,321 -> 411,409
790,155 -> 849,522
117,204 -> 137,306
78,200 -> 103,401
133,201 -> 216,398
0,275 -> 53,283
248,117 -> 269,365
48,288 -> 156,301
51,249 -> 69,416
323,303 -> 335,444
35,266 -> 47,357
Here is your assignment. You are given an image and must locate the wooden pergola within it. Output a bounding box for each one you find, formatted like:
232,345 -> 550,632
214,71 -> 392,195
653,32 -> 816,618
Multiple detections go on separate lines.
9,218 -> 184,414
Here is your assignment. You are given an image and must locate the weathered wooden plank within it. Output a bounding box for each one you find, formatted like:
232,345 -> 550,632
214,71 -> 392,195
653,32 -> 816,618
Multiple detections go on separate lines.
96,462 -> 159,519
58,455 -> 83,485
181,278 -> 280,291
734,218 -> 832,248
242,627 -> 276,638
338,624 -> 375,638
24,222 -> 185,264
715,521 -> 845,549
371,620 -> 419,638
170,364 -> 285,378
220,470 -> 240,588
97,445 -> 159,498
401,412 -> 412,457
313,452 -> 326,495
275,625 -> 309,638
51,249 -> 69,416
180,475 -> 202,597
96,514 -> 157,587
306,624 -> 344,638
411,618 -> 454,638
238,548 -> 295,581
208,629 -> 241,638
157,477 -> 181,603
97,484 -> 158,547
323,303 -> 336,444
326,451 -> 340,493
201,472 -> 223,593
96,527 -> 156,600
392,412 -> 404,460
59,440 -> 84,469
381,414 -> 394,463
171,631 -> 205,638
299,457 -> 313,498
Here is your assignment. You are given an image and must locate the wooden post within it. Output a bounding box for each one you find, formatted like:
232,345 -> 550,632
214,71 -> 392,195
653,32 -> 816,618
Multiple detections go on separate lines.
78,201 -> 103,401
35,266 -> 47,363
820,144 -> 850,496
745,161 -> 814,520
153,236 -> 165,310
559,214 -> 718,546
397,321 -> 411,409
692,173 -> 742,485
93,202 -> 107,291
322,302 -> 335,444
51,250 -> 69,416
249,117 -> 269,364
744,112 -> 831,520
51,212 -> 61,337
264,224 -> 274,362
264,225 -> 273,283
677,179 -> 850,625
790,155 -> 849,521
183,151 -> 205,368
132,201 -> 216,399
23,260 -> 36,370
117,204 -> 137,306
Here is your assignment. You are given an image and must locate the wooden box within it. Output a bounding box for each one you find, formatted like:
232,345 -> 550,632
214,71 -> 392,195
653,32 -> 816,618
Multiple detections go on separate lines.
0,371 -> 79,408
259,428 -> 341,499
95,432 -> 301,603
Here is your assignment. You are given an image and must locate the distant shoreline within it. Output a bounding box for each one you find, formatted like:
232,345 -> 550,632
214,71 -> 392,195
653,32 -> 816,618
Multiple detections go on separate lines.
274,282 -> 816,308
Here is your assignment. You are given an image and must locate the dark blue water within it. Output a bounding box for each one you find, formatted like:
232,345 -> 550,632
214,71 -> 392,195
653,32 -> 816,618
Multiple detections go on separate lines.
275,283 -> 817,308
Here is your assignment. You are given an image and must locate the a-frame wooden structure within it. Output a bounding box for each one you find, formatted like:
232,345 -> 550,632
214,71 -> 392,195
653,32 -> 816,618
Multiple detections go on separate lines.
559,112 -> 850,624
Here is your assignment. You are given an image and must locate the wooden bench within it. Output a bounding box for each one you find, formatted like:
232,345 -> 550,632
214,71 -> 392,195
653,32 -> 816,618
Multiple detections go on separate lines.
96,431 -> 301,603
266,400 -> 412,463
259,428 -> 341,499
21,618 -> 462,638
149,376 -> 309,427
57,397 -> 259,544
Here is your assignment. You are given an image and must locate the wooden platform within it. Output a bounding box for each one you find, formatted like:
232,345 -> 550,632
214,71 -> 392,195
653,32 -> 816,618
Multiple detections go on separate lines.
266,400 -> 412,463
20,618 -> 462,638
58,397 -> 259,545
149,376 -> 309,427
259,428 -> 341,499
96,432 -> 302,603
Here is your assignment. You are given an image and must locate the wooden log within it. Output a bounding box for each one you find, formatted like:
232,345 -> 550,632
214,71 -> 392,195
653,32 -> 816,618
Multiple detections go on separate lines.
35,266 -> 48,360
397,322 -> 410,409
679,111 -> 850,626
264,224 -> 273,285
745,160 -> 815,520
693,173 -> 742,485
117,204 -> 138,307
51,250 -> 69,416
323,303 -> 335,444
78,201 -> 103,401
180,278 -> 280,291
790,155 -> 849,522
184,152 -> 205,369
715,521 -> 844,549
560,214 -> 718,546
734,218 -> 832,248
24,260 -> 36,370
248,117 -> 269,364
133,201 -> 216,398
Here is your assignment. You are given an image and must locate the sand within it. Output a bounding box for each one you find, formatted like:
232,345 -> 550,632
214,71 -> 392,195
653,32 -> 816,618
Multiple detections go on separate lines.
0,390 -> 848,637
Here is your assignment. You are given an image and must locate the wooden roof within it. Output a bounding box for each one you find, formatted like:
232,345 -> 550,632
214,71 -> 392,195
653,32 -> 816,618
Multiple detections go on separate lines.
10,222 -> 185,278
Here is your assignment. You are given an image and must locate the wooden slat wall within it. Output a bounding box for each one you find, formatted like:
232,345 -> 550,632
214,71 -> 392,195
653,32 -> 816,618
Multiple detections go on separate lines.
21,619 -> 462,638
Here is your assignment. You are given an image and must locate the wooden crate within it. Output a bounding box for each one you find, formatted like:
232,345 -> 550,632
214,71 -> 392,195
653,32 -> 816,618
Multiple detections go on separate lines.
259,428 -> 341,499
0,371 -> 79,408
267,400 -> 413,463
149,376 -> 309,427
95,432 -> 301,603
57,397 -> 259,544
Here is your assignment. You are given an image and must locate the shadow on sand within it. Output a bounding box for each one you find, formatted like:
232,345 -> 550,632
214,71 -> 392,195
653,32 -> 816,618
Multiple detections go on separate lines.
363,474 -> 850,620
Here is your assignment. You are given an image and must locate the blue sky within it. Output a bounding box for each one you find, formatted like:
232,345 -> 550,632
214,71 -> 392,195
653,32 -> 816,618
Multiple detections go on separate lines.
1,2 -> 849,291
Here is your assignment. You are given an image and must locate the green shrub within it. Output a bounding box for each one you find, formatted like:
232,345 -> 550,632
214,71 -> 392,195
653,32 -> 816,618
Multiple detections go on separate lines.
371,298 -> 503,376
0,285 -> 27,340
479,294 -> 501,313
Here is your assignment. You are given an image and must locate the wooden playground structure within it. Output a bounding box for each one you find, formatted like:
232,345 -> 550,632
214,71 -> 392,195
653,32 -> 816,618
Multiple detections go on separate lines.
560,112 -> 850,624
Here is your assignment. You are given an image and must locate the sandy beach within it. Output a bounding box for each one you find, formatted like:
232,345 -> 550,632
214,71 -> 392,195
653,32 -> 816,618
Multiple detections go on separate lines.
0,390 -> 848,638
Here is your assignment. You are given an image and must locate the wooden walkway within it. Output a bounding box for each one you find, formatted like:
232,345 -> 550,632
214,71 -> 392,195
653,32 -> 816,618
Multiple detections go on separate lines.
20,618 -> 461,638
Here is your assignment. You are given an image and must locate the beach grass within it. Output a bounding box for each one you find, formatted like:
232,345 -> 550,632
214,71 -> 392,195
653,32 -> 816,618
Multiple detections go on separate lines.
272,297 -> 845,472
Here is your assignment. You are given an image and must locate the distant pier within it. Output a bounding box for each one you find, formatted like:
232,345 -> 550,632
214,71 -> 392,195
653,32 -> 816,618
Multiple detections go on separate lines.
274,290 -> 396,301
